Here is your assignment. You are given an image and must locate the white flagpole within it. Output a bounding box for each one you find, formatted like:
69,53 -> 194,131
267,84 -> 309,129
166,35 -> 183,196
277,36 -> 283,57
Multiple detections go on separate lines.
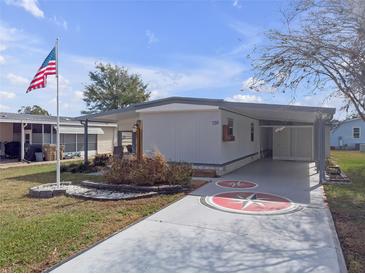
56,38 -> 61,188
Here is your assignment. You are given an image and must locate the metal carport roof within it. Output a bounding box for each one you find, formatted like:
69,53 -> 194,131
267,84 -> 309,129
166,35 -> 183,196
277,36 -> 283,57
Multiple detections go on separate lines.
77,96 -> 336,123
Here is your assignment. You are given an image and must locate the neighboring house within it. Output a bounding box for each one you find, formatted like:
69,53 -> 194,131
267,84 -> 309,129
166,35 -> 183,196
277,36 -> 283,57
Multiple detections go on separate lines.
80,97 -> 335,177
330,117 -> 365,150
0,112 -> 116,160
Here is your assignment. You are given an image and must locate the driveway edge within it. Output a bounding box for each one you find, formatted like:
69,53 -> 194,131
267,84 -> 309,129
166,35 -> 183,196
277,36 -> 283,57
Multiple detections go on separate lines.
322,187 -> 348,273
45,193 -> 187,273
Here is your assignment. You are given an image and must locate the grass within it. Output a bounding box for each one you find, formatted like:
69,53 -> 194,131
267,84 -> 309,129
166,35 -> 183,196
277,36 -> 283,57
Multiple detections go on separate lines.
0,163 -> 183,272
324,150 -> 365,273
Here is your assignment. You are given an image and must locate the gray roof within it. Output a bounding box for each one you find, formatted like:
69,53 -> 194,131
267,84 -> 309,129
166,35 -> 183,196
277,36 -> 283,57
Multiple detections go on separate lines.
0,112 -> 116,126
77,96 -> 336,122
0,112 -> 76,123
1,97 -> 336,124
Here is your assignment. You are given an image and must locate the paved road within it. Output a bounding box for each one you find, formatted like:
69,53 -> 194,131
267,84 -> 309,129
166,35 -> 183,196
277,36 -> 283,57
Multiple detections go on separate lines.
51,160 -> 345,273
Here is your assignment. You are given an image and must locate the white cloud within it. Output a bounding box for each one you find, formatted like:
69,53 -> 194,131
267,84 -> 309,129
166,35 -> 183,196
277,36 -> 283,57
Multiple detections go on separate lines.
71,53 -> 246,99
0,24 -> 19,45
50,16 -> 68,30
0,44 -> 6,64
0,20 -> 248,116
241,77 -> 276,93
225,94 -> 263,103
6,73 -> 29,85
0,104 -> 11,111
0,22 -> 41,56
47,74 -> 70,92
226,20 -> 263,56
5,0 -> 44,18
149,89 -> 169,100
74,90 -> 84,99
0,91 -> 16,99
129,56 -> 246,97
233,0 -> 242,8
145,30 -> 159,46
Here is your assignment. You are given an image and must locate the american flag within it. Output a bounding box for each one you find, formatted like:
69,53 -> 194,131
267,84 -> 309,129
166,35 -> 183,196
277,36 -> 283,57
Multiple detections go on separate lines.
26,47 -> 57,93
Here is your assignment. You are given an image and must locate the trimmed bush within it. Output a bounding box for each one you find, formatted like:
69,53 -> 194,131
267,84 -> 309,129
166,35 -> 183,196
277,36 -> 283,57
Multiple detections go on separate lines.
60,162 -> 97,173
166,163 -> 193,186
93,154 -> 112,167
104,152 -> 192,186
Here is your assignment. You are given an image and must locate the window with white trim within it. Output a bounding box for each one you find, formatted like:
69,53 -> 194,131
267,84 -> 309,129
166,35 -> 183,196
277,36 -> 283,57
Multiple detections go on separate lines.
353,127 -> 360,139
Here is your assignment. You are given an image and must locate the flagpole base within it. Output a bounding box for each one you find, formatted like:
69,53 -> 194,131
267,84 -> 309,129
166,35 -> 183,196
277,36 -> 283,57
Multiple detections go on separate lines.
29,182 -> 71,198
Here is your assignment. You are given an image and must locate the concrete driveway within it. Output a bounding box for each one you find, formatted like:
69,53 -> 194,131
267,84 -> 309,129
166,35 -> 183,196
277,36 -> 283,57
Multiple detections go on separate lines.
51,160 -> 345,273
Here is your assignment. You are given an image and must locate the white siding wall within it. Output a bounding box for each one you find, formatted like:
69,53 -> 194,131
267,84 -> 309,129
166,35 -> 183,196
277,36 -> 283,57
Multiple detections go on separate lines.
273,127 -> 313,161
117,118 -> 137,131
219,110 -> 260,164
97,127 -> 115,154
141,110 -> 221,164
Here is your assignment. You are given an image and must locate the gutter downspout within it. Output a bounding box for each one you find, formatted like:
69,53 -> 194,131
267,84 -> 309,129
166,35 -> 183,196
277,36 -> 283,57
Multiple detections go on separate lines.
317,113 -> 326,183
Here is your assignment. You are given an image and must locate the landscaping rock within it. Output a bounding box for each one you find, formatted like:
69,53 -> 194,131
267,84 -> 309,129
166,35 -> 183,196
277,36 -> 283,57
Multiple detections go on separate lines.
65,186 -> 157,201
80,180 -> 184,194
29,182 -> 158,200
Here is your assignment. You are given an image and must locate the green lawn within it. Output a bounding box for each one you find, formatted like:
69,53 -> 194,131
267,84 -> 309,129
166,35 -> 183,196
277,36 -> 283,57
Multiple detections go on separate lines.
325,151 -> 365,273
0,164 -> 183,272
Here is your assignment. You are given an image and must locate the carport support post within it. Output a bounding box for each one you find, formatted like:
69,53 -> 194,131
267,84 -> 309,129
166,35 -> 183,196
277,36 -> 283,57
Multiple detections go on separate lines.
20,122 -> 24,161
84,119 -> 88,166
318,115 -> 326,183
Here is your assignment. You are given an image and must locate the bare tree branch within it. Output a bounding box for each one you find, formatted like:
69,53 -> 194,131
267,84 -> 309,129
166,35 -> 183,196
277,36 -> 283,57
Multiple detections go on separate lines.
250,0 -> 365,121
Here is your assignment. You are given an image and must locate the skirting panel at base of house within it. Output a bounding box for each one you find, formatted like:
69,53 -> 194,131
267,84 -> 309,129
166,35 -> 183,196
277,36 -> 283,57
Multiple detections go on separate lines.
193,153 -> 260,176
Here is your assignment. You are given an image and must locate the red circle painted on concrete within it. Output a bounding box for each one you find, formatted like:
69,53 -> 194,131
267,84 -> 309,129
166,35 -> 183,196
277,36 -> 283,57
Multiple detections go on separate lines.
204,191 -> 298,215
216,180 -> 257,189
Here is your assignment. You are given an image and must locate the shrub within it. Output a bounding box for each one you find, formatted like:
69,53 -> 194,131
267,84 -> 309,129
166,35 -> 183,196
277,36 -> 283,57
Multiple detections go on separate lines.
166,163 -> 193,186
104,152 -> 192,186
93,154 -> 112,167
60,162 -> 97,173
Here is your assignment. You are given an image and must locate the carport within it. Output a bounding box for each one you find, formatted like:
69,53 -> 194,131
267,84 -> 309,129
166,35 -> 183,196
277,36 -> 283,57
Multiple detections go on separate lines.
217,101 -> 333,182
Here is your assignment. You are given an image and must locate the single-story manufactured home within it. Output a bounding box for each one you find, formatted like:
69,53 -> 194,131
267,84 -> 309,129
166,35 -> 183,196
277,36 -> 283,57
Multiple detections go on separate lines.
80,97 -> 334,181
1,97 -> 334,182
330,117 -> 365,150
0,112 -> 116,160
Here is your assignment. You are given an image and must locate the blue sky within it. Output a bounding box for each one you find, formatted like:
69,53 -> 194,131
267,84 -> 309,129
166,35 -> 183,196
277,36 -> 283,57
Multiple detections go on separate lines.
0,0 -> 344,117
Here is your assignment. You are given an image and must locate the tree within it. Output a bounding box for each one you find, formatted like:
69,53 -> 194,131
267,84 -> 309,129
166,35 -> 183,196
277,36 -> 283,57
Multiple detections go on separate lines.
18,105 -> 49,115
250,0 -> 365,121
82,63 -> 150,114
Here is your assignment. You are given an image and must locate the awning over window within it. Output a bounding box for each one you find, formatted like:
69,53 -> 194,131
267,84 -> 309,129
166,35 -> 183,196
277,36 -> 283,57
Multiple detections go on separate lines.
59,126 -> 104,134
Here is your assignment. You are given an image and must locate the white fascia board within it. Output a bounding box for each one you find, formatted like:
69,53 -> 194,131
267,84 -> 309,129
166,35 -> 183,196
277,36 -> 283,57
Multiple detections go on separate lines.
0,119 -> 116,127
86,122 -> 117,127
136,103 -> 219,113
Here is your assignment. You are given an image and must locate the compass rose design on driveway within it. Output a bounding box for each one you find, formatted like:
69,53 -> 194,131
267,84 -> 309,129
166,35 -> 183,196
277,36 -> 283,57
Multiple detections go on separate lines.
202,191 -> 299,215
216,180 -> 257,189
